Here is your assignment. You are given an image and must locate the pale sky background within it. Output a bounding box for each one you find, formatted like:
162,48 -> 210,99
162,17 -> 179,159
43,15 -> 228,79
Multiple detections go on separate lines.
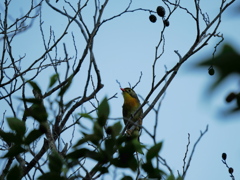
0,0 -> 240,179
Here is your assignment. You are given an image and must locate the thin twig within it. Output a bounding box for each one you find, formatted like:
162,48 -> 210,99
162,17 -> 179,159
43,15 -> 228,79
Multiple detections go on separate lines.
182,125 -> 209,178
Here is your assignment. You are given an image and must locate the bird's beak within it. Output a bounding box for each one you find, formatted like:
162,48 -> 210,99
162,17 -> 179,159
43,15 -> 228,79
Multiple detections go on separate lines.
120,88 -> 125,92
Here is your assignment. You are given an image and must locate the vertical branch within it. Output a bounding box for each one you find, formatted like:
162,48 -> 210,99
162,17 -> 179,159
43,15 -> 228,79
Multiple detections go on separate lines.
194,0 -> 201,42
182,125 -> 209,179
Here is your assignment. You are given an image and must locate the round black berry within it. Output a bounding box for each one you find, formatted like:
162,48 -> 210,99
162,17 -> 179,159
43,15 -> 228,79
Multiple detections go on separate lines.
208,67 -> 215,76
156,6 -> 166,17
163,19 -> 170,27
222,153 -> 227,160
229,167 -> 234,174
149,14 -> 157,23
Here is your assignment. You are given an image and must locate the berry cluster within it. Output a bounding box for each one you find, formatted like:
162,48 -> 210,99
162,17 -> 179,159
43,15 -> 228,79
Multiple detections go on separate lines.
221,153 -> 235,179
149,6 -> 170,27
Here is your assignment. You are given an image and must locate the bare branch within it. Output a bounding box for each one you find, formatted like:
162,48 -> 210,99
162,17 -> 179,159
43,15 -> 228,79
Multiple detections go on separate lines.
182,125 -> 209,178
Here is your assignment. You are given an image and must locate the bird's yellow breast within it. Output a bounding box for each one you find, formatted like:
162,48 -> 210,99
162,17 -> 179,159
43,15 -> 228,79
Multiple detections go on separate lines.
123,93 -> 140,109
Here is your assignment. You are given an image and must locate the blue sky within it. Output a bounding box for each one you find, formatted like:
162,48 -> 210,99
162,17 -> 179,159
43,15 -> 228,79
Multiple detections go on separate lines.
0,0 -> 240,179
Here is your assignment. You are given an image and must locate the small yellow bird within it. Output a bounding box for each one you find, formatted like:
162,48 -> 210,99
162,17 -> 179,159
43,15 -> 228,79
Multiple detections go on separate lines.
121,87 -> 143,139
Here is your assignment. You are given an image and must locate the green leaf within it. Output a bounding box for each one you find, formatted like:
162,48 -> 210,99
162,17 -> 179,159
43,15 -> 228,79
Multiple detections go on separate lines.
3,145 -> 26,158
97,97 -> 110,127
112,139 -> 138,171
21,98 -> 42,104
38,172 -> 66,180
7,117 -> 26,137
74,133 -> 101,148
24,101 -> 48,123
48,74 -> 59,89
108,121 -> 122,137
146,142 -> 163,162
176,176 -> 184,180
121,176 -> 133,180
79,113 -> 94,120
112,155 -> 137,171
105,138 -> 115,156
28,81 -> 42,97
67,148 -> 106,163
93,122 -> 103,139
67,148 -> 91,159
132,138 -> 144,154
142,162 -> 163,179
49,151 -> 63,174
0,130 -> 20,144
24,129 -> 44,145
7,165 -> 21,180
116,135 -> 128,145
142,161 -> 154,173
58,75 -> 73,97
98,166 -> 109,174
73,137 -> 88,147
166,174 -> 176,180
